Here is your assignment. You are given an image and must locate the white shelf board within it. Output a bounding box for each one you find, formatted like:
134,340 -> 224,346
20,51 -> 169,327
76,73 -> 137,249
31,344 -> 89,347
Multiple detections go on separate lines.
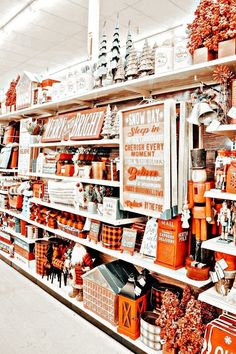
1,227 -> 35,244
0,250 -> 161,354
205,190 -> 236,201
198,286 -> 236,314
30,139 -> 120,148
27,173 -> 120,186
202,236 -> 236,256
0,55 -> 235,122
30,197 -> 145,226
207,124 -> 236,137
0,206 -> 210,288
0,190 -> 8,195
0,168 -> 18,173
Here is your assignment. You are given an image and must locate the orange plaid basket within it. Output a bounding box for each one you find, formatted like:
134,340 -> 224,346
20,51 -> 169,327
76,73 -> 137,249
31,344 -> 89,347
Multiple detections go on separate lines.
101,224 -> 122,250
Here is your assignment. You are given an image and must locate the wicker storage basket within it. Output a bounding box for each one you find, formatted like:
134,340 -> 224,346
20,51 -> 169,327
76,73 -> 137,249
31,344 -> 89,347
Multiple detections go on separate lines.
101,224 -> 122,250
35,239 -> 49,275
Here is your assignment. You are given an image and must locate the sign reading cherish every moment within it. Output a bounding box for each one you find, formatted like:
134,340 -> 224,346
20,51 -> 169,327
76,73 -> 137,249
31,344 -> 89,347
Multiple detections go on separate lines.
120,101 -> 174,219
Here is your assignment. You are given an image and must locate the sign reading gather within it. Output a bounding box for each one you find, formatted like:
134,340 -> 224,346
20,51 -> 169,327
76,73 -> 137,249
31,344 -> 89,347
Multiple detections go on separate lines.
120,101 -> 175,219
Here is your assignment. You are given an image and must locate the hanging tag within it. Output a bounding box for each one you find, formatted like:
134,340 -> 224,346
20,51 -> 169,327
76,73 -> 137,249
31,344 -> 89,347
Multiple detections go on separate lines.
228,106 -> 236,119
215,262 -> 225,279
217,258 -> 228,270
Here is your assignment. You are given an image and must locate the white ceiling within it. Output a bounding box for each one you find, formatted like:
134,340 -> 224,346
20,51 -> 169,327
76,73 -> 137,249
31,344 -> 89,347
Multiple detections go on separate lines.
0,0 -> 200,89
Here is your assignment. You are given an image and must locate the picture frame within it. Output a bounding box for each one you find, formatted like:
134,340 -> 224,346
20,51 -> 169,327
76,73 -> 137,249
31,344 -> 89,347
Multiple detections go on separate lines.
88,219 -> 101,243
120,227 -> 137,256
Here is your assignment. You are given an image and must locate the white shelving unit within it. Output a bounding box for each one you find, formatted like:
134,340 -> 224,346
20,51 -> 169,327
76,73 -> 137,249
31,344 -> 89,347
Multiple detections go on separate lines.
0,206 -> 210,288
207,124 -> 236,138
1,54 -> 236,353
0,226 -> 36,244
202,236 -> 236,256
30,197 -> 145,226
0,250 -> 160,354
198,286 -> 236,314
26,173 -> 120,186
0,55 -> 235,122
205,190 -> 236,201
30,139 -> 120,148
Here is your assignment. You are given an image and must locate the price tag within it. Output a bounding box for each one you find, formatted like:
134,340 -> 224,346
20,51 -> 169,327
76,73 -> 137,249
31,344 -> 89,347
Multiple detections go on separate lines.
228,106 -> 236,119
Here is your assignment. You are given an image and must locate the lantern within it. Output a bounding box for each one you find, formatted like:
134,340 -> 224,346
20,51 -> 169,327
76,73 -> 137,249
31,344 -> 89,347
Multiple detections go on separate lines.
118,274 -> 147,340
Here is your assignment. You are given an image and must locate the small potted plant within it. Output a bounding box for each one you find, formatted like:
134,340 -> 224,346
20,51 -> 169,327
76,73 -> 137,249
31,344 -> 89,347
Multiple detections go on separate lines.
26,119 -> 44,144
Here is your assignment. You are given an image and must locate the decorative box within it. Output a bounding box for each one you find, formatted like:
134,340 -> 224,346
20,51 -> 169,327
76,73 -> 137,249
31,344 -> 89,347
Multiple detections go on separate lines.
218,38 -> 236,58
155,216 -> 188,269
102,197 -> 122,220
193,47 -> 216,64
83,260 -> 138,325
32,181 -> 44,199
101,224 -> 123,250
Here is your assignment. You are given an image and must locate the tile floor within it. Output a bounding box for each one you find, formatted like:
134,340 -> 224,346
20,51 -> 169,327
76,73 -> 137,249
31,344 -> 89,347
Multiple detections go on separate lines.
0,259 -> 134,354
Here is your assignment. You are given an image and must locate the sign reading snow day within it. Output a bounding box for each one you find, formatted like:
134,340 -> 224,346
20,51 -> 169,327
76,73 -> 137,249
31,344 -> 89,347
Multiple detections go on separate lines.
120,102 -> 172,219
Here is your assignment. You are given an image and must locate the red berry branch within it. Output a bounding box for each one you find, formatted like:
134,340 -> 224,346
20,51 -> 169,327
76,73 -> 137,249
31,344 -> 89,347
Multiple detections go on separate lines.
187,0 -> 236,54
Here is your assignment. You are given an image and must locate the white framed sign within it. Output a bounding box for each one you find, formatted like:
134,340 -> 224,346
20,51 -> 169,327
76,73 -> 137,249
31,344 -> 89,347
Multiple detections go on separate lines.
120,100 -> 175,219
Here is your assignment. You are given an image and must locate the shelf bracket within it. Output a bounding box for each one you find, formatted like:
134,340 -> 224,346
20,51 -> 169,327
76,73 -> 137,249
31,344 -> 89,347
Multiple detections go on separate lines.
125,86 -> 152,98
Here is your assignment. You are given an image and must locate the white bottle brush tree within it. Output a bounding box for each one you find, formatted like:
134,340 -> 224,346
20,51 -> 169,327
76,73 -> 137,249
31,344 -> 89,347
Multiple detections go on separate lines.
138,39 -> 153,77
110,14 -> 121,80
125,45 -> 139,80
96,22 -> 108,87
125,21 -> 133,69
114,58 -> 125,83
101,104 -> 113,139
111,106 -> 120,139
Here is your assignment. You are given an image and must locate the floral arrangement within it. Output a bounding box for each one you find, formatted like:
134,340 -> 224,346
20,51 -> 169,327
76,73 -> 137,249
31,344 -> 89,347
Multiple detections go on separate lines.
26,120 -> 44,135
156,287 -> 218,353
187,0 -> 236,54
83,184 -> 113,204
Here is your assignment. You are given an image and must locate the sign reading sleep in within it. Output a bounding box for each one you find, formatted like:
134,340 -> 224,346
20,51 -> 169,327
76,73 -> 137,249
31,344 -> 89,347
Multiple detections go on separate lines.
120,101 -> 173,219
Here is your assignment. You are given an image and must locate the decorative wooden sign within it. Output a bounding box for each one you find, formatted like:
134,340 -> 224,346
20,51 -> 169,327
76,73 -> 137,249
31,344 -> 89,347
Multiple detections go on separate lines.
88,219 -> 101,243
42,107 -> 106,142
103,197 -> 121,220
120,101 -> 176,219
120,228 -> 137,256
140,218 -> 157,258
0,146 -> 12,168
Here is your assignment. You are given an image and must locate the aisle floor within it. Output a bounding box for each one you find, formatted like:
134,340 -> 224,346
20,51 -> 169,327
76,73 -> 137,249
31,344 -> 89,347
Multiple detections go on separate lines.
0,260 -> 133,354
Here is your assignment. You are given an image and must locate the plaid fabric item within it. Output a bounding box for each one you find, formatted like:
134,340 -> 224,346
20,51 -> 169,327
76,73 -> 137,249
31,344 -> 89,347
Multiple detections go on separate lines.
35,240 -> 49,275
52,258 -> 64,270
74,253 -> 93,286
101,224 -> 122,250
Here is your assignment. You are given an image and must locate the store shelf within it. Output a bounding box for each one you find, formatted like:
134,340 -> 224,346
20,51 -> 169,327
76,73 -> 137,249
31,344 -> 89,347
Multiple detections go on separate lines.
0,190 -> 8,195
30,139 -> 120,148
206,124 -> 236,138
198,286 -> 236,314
0,168 -> 18,173
0,227 -> 35,244
0,250 -> 160,354
0,206 -> 211,288
26,172 -> 120,186
202,236 -> 236,256
0,56 -> 236,122
204,190 -> 236,201
30,198 -> 145,226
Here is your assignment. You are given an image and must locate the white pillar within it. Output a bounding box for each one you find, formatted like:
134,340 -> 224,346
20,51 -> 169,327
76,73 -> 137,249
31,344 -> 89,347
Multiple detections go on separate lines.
87,0 -> 100,62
